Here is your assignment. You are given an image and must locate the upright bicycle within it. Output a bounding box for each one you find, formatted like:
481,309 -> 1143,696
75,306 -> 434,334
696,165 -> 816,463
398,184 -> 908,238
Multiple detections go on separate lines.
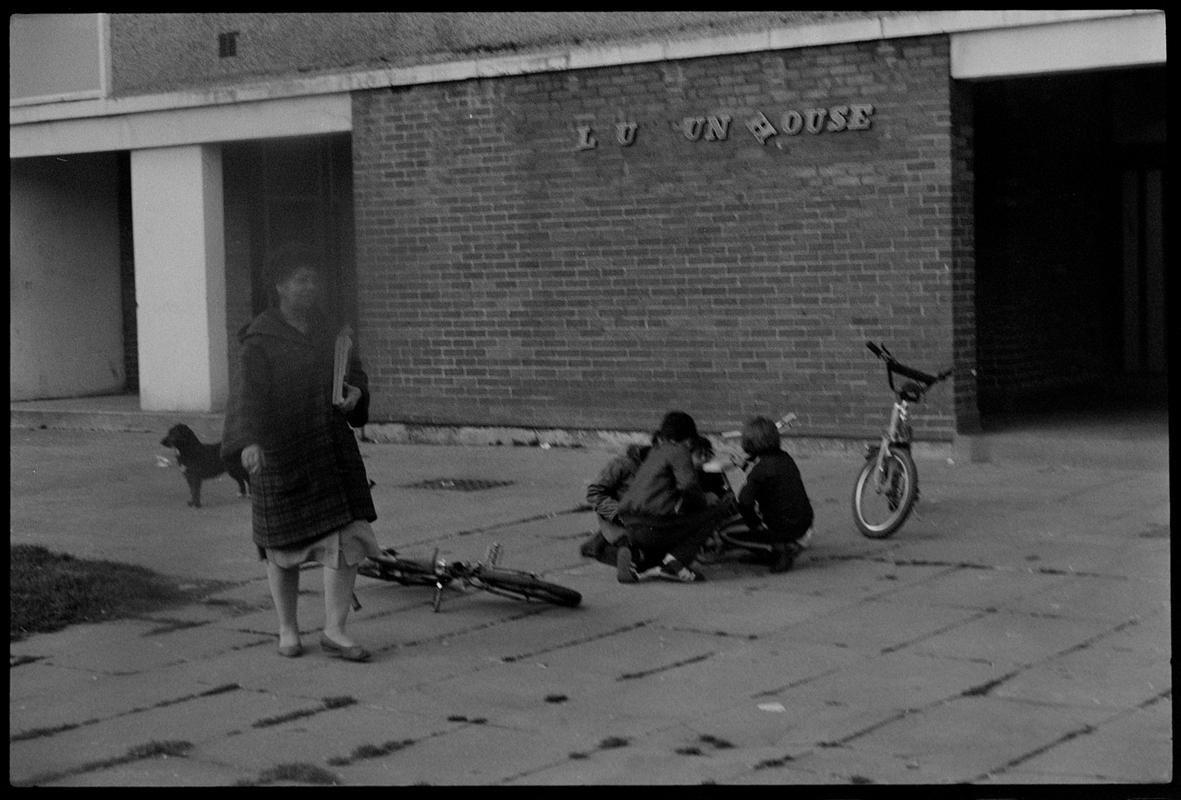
356,543 -> 581,612
852,341 -> 952,538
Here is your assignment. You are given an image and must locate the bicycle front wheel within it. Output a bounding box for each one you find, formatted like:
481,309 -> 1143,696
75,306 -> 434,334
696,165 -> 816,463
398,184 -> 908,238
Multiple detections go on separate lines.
852,447 -> 918,539
474,568 -> 582,608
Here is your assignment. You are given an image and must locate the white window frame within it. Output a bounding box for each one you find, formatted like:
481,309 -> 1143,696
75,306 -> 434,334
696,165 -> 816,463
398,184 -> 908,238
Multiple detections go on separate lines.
9,13 -> 110,107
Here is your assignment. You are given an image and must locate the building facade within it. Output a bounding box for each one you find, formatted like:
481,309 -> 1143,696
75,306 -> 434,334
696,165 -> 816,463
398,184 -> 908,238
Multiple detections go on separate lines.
9,11 -> 1167,443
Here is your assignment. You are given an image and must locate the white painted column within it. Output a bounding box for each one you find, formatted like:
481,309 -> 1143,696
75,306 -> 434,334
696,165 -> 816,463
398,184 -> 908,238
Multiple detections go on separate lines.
131,145 -> 228,412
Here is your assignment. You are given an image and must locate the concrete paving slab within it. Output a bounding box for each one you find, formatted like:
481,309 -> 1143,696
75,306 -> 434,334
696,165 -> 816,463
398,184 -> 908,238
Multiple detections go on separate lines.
997,696 -> 1173,783
779,597 -> 983,656
998,573 -> 1169,623
909,609 -> 1119,667
1093,608 -> 1171,658
993,640 -> 1172,710
757,557 -> 953,604
880,564 -> 1071,611
844,696 -> 1115,781
768,649 -> 1009,713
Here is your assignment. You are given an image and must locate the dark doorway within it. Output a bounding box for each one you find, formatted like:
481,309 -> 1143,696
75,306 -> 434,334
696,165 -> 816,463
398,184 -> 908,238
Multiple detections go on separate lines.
222,134 -> 357,332
972,66 -> 1166,430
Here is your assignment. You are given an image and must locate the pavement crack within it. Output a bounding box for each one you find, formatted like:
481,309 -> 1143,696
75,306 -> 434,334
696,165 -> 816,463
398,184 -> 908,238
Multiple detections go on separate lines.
664,624 -> 758,640
818,708 -> 915,747
252,696 -> 357,729
455,506 -> 587,536
984,721 -> 1098,779
617,652 -> 715,681
396,607 -> 553,649
959,669 -> 1023,698
10,682 -> 241,744
500,619 -> 653,663
880,609 -> 993,655
752,667 -> 841,698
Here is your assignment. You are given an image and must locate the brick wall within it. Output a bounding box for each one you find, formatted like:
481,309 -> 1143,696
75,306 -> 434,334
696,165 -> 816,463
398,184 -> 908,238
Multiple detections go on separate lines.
949,79 -> 979,433
352,37 -> 959,440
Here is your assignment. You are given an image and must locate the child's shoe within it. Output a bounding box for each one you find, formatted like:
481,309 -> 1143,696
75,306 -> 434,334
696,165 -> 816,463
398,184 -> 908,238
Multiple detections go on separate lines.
769,545 -> 796,574
654,555 -> 706,583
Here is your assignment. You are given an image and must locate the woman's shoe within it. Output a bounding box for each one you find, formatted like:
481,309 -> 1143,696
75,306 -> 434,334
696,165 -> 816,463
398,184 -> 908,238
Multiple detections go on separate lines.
320,633 -> 371,662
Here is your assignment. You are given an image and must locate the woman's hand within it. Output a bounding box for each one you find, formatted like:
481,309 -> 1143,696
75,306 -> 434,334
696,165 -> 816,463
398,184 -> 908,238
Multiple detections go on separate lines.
241,444 -> 266,476
335,382 -> 362,414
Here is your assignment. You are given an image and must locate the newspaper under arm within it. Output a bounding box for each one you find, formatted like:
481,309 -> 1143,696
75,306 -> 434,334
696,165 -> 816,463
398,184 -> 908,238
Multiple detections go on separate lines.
332,325 -> 353,406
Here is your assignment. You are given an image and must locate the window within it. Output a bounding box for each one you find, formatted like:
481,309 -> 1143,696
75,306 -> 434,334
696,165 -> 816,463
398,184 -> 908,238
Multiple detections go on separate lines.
10,13 -> 108,105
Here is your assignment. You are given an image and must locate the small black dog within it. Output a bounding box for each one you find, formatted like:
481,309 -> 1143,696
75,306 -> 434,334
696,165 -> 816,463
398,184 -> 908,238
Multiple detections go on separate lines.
160,423 -> 250,508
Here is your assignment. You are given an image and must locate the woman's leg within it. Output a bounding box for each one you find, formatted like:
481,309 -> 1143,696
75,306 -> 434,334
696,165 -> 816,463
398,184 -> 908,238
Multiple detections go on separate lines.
322,563 -> 361,646
266,561 -> 302,648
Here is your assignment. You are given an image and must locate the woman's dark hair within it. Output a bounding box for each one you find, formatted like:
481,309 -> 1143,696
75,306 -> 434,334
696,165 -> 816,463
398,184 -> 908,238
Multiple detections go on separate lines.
265,242 -> 319,288
741,416 -> 782,456
657,410 -> 699,443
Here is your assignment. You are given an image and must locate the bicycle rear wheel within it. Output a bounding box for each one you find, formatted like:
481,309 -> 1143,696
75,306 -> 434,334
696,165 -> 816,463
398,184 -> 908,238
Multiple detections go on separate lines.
852,447 -> 918,538
474,568 -> 582,608
357,550 -> 438,587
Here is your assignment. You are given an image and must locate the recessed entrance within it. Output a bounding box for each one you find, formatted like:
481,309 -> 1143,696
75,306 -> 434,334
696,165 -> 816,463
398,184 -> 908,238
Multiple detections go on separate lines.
971,66 -> 1166,433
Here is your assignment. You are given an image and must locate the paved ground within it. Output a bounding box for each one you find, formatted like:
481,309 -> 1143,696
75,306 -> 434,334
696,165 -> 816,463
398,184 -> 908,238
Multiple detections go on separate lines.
8,418 -> 1172,789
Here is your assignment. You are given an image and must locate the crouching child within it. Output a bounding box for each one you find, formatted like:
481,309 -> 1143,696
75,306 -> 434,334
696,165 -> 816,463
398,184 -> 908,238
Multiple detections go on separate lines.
735,416 -> 815,573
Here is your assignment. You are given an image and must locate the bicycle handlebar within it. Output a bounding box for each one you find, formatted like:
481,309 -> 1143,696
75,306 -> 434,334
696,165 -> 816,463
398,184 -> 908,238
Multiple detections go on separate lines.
865,341 -> 951,387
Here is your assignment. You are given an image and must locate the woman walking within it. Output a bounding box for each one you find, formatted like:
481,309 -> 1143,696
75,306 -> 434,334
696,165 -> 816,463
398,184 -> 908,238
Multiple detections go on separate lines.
222,243 -> 381,662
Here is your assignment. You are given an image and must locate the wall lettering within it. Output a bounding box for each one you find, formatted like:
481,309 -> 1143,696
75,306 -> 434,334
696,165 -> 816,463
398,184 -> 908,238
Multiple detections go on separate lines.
576,103 -> 875,151
681,115 -> 732,142
576,125 -> 598,150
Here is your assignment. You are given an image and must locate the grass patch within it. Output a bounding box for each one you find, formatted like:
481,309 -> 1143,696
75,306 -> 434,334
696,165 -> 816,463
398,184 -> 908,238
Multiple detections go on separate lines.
10,544 -> 216,642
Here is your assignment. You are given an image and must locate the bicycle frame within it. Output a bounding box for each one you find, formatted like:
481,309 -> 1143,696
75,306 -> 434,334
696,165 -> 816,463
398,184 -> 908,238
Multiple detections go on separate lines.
870,397 -> 913,486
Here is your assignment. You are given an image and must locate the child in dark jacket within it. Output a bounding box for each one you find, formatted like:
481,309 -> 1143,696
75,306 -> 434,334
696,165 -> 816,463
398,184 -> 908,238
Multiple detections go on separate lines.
736,416 -> 815,573
615,411 -> 731,583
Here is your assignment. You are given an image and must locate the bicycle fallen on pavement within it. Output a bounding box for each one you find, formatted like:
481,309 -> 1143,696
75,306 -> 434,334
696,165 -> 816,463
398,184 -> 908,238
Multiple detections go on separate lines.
356,543 -> 582,612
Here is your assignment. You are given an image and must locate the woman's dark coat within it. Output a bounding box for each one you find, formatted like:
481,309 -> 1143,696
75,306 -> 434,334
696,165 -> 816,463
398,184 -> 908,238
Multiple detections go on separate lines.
221,308 -> 376,551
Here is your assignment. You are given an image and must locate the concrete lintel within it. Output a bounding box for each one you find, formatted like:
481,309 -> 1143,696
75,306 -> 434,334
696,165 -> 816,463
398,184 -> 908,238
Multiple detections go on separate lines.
951,12 -> 1166,80
10,93 -> 352,160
